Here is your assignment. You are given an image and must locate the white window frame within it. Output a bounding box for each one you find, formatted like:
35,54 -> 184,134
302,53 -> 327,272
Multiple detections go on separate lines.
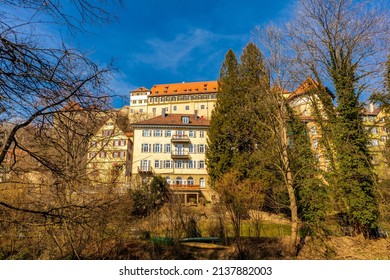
142,130 -> 151,137
141,143 -> 151,152
153,130 -> 162,137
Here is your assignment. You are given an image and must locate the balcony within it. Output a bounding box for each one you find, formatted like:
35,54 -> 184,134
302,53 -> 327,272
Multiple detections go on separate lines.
171,150 -> 190,159
169,184 -> 201,191
137,166 -> 153,174
171,134 -> 190,143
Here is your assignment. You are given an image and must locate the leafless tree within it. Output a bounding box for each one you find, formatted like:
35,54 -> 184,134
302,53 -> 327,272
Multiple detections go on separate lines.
0,0 -> 135,259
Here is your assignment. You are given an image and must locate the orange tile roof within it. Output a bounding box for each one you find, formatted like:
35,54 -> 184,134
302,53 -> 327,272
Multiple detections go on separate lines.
131,86 -> 150,93
150,81 -> 218,96
288,77 -> 334,100
132,114 -> 210,127
361,107 -> 382,116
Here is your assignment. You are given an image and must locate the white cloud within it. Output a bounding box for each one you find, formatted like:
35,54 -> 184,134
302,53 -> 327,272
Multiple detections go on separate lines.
133,28 -> 240,71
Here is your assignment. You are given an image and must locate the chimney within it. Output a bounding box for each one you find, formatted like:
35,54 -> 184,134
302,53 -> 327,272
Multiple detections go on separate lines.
162,108 -> 166,118
369,102 -> 375,113
194,110 -> 198,119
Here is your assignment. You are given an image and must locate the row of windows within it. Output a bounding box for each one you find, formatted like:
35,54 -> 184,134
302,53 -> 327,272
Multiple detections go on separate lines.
141,143 -> 206,153
140,159 -> 205,169
90,139 -> 127,148
166,176 -> 205,187
148,94 -> 216,103
363,116 -> 388,123
89,151 -> 126,159
368,136 -> 388,146
365,126 -> 388,134
142,129 -> 205,138
130,99 -> 147,104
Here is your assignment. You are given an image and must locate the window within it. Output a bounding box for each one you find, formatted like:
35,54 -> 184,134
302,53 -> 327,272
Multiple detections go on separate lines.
164,160 -> 172,169
176,177 -> 183,185
165,177 -> 171,185
189,144 -> 196,154
141,143 -> 151,152
199,131 -> 205,138
368,116 -> 375,122
164,130 -> 172,137
99,151 -> 106,158
381,136 -> 388,142
310,126 -> 317,135
139,109 -> 143,113
200,178 -> 205,188
101,141 -> 108,147
102,129 -> 113,136
113,139 -> 126,147
89,152 -> 96,159
182,116 -> 190,124
188,160 -> 195,169
175,160 -> 183,168
371,127 -> 378,134
164,143 -> 171,153
198,160 -> 205,169
187,177 -> 194,185
153,143 -> 162,153
188,131 -> 196,138
173,105 -> 177,111
369,139 -> 379,146
313,139 -> 319,149
113,151 -> 126,158
197,144 -> 205,153
153,130 -> 162,137
90,141 -> 97,148
142,130 -> 151,137
140,160 -> 150,171
154,160 -> 161,169
185,105 -> 190,111
200,105 -> 205,109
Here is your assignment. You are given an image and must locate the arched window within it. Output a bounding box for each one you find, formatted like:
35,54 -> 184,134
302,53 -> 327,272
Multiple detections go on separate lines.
176,177 -> 182,185
187,177 -> 194,185
199,178 -> 205,188
165,176 -> 171,185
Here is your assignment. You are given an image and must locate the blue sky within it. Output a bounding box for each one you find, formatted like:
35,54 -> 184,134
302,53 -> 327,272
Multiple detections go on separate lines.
2,0 -> 294,108
68,0 -> 294,107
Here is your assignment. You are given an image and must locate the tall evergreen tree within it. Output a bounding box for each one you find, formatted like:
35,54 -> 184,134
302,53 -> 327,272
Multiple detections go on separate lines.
206,50 -> 239,185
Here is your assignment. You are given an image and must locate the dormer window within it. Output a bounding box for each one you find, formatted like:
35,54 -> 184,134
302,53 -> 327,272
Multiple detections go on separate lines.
182,116 -> 190,124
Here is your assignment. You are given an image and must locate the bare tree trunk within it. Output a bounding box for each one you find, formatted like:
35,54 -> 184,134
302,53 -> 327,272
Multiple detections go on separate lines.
280,115 -> 299,250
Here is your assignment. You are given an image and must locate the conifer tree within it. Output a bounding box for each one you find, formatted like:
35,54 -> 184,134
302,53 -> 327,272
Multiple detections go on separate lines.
206,50 -> 239,185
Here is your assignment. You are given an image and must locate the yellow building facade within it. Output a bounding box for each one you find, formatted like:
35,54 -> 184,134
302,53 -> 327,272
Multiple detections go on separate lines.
128,81 -> 218,120
130,113 -> 215,204
87,118 -> 133,192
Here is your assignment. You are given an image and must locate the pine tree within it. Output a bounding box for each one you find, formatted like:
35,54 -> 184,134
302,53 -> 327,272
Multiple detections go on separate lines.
206,50 -> 239,185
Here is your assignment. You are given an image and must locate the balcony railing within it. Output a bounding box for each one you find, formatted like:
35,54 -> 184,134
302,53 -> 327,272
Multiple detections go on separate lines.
171,134 -> 190,143
169,184 -> 201,191
171,150 -> 190,159
137,166 -> 153,173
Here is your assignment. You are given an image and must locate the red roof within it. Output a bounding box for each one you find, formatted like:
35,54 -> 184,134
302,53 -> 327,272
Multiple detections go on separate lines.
288,77 -> 334,100
131,86 -> 150,93
361,107 -> 382,116
150,81 -> 218,97
132,114 -> 210,127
